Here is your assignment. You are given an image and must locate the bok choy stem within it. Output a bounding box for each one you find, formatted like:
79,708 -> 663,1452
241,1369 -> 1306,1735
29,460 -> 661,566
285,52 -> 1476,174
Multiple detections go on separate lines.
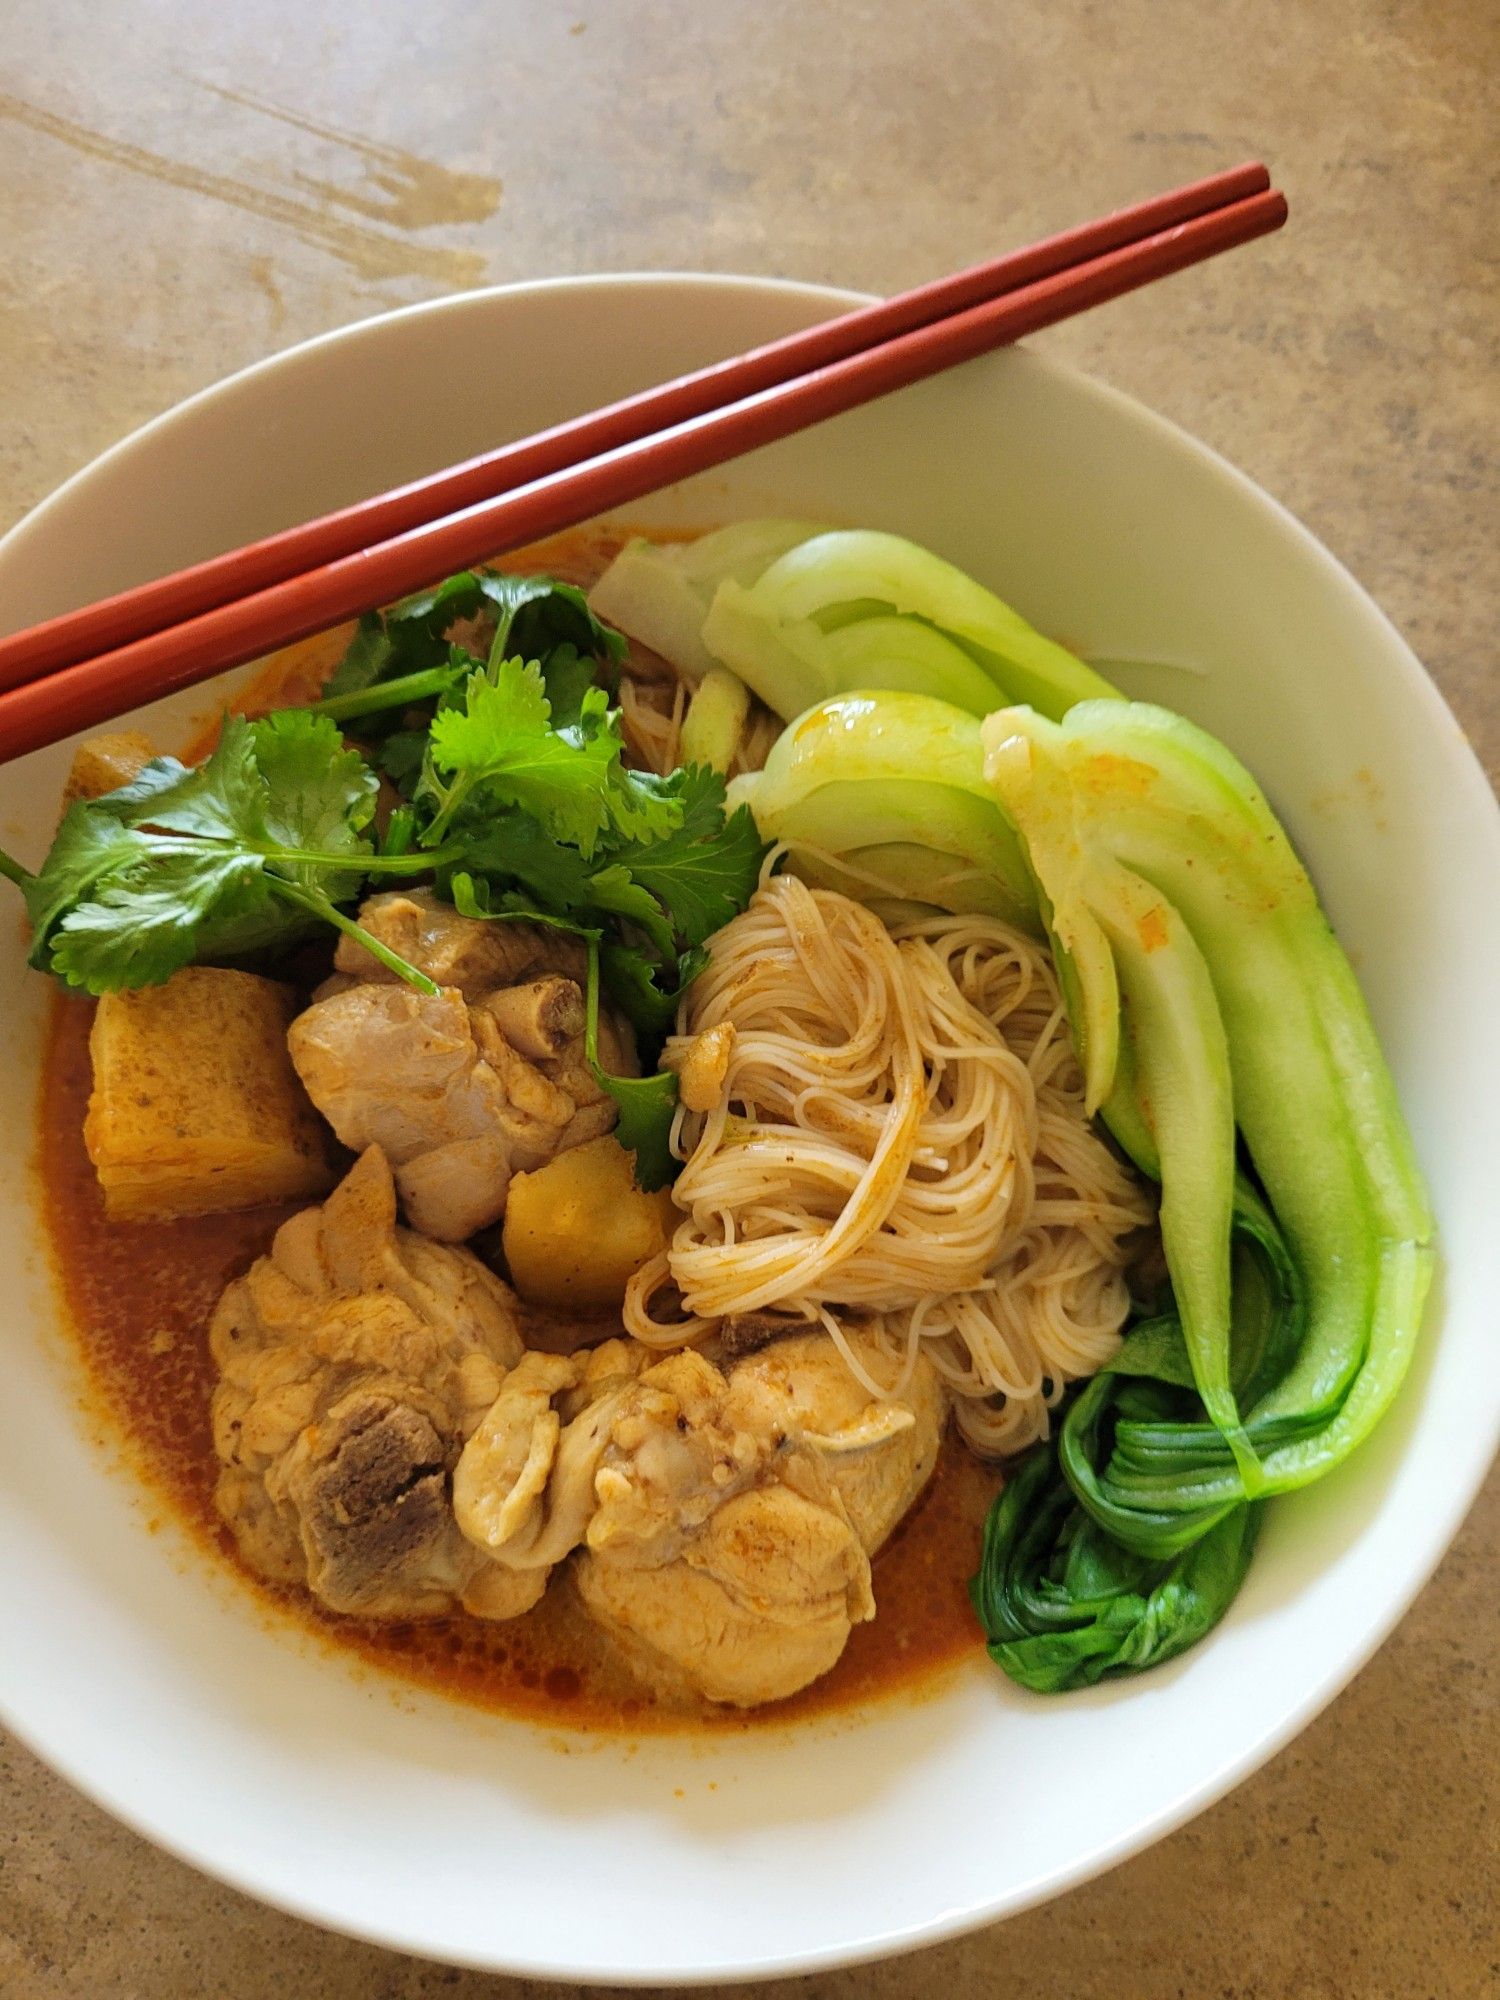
981,701 -> 1432,1562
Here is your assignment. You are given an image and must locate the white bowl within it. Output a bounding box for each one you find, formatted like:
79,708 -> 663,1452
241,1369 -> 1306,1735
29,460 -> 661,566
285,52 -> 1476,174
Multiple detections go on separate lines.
1,276 -> 1496,1985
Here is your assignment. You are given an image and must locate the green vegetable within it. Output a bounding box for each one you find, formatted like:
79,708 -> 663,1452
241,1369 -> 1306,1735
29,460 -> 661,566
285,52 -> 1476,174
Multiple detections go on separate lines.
700,529 -> 1122,721
312,569 -> 625,786
702,597 -> 1006,720
435,697 -> 764,1033
741,690 -> 1040,930
973,1177 -> 1302,1688
322,568 -> 623,708
416,658 -> 656,854
982,698 -> 1433,1541
601,941 -> 709,1039
584,936 -> 678,1188
588,520 -> 823,681
605,763 -> 766,945
591,523 -> 1121,722
973,1444 -> 1260,1693
679,666 -> 751,773
20,712 -> 445,996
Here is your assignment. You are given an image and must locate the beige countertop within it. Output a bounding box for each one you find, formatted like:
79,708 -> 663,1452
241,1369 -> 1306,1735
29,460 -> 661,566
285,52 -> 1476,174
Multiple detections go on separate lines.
1,3 -> 1495,1995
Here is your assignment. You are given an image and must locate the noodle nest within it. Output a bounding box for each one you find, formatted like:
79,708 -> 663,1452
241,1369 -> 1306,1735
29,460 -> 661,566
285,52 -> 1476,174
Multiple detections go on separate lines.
624,872 -> 1153,1454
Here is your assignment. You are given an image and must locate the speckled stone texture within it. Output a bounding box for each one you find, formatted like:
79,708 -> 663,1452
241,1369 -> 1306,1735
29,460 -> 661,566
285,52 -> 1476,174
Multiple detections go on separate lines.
1,3 -> 1496,1995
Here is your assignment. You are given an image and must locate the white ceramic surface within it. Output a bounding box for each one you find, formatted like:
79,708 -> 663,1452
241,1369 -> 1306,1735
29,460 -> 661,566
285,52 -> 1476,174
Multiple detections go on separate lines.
0,277 -> 1496,1985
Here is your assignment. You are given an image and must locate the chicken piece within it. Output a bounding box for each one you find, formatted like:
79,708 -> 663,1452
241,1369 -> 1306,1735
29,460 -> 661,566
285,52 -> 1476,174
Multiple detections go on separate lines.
288,984 -> 567,1241
454,1343 -> 647,1568
579,1476 -> 871,1706
86,968 -> 334,1221
332,888 -> 588,996
729,1332 -> 947,1554
480,976 -> 585,1060
209,1146 -> 530,1619
450,1329 -> 945,1706
289,894 -> 636,1241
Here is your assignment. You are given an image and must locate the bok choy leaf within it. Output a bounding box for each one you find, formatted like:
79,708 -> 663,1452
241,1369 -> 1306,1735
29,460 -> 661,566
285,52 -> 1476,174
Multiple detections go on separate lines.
701,529 -> 1122,720
739,690 -> 1040,930
588,520 -> 823,682
590,523 -> 1122,721
973,1444 -> 1260,1693
982,699 -> 1433,1544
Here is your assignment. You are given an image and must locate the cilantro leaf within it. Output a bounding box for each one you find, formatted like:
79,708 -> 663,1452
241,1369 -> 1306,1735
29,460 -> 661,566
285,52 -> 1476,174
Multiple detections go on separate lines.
26,711 -> 426,995
421,657 -> 622,855
605,764 -> 690,846
609,765 -> 767,946
87,752 -> 202,819
251,709 -> 379,898
325,568 -> 623,706
599,1070 -> 679,1189
317,567 -> 632,799
396,570 -> 492,633
375,727 -> 432,790
325,573 -> 489,697
603,941 -> 709,1039
455,812 -> 605,911
128,716 -> 269,846
453,818 -> 670,956
49,844 -> 272,994
479,572 -> 626,673
323,611 -> 398,697
24,806 -> 152,967
447,870 -> 601,945
584,936 -> 678,1189
534,641 -> 598,729
582,862 -> 678,957
430,733 -> 758,1044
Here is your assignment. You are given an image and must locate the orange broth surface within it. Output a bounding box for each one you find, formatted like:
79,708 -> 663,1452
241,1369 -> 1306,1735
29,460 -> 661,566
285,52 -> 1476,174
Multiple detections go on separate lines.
35,527 -> 1000,1733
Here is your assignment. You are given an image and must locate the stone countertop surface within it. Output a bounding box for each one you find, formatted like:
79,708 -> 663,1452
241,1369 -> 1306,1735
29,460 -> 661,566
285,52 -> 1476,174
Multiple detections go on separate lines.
1,3 -> 1495,1996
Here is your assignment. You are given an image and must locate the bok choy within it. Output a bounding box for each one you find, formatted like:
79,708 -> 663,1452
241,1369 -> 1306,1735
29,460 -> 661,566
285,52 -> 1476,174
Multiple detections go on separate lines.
588,519 -> 822,683
590,523 -> 1121,721
740,690 -> 1040,928
970,699 -> 1432,1688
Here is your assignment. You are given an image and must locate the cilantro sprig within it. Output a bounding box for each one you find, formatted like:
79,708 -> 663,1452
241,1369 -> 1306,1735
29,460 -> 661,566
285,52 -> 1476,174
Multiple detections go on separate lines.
6,567 -> 766,1186
419,651 -> 763,1176
314,568 -> 625,734
418,662 -> 624,852
413,652 -> 762,1037
22,712 -> 451,996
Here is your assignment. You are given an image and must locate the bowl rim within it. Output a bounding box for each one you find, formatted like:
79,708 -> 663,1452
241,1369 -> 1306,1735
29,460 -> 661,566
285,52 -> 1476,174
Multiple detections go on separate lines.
2,270 -> 1496,1984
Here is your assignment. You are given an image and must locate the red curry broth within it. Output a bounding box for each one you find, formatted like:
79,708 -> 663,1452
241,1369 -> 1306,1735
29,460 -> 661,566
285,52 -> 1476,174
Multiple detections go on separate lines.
35,529 -> 998,1731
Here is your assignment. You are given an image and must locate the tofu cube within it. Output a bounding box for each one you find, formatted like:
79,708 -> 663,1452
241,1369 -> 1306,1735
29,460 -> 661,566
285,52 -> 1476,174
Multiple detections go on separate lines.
62,730 -> 157,806
85,968 -> 336,1220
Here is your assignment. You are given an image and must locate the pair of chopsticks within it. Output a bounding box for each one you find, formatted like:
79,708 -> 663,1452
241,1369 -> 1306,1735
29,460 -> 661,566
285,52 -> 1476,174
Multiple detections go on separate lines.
0,165 -> 1285,764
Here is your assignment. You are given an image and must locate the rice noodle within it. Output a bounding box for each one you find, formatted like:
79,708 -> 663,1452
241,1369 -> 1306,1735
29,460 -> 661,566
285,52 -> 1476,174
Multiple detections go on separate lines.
618,670 -> 686,777
617,645 -> 779,780
623,874 -> 1153,1455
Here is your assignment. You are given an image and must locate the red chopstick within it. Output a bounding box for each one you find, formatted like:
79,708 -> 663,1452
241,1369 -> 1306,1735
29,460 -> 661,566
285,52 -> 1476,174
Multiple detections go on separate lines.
0,162 -> 1270,695
0,180 -> 1286,763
